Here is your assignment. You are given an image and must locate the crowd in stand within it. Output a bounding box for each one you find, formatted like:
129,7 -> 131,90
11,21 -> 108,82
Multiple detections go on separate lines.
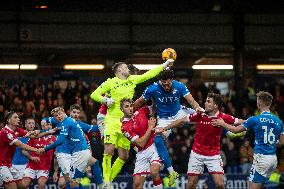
0,76 -> 283,176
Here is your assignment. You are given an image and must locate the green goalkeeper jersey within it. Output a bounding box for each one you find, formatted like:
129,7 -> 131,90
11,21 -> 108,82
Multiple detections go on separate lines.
90,65 -> 163,120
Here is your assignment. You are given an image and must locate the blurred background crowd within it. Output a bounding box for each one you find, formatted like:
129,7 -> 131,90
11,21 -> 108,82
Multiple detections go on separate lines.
1,76 -> 283,176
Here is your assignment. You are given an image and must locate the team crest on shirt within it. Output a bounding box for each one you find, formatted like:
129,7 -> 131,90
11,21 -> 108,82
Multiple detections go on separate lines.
172,89 -> 177,94
7,133 -> 14,140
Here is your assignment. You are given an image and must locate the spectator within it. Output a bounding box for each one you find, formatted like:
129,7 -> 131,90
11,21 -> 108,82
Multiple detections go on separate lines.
239,139 -> 253,174
224,141 -> 240,174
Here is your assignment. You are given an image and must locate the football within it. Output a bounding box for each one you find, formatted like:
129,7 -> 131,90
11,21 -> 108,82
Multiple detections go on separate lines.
161,48 -> 177,61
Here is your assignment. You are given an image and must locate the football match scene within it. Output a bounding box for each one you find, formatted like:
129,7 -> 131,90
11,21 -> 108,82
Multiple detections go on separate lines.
0,1 -> 284,189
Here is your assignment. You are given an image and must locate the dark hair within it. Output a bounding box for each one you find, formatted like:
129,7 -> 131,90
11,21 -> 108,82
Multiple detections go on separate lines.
112,62 -> 126,73
256,91 -> 273,107
128,64 -> 139,74
207,93 -> 223,108
25,117 -> 35,123
70,104 -> 81,111
120,98 -> 133,109
159,69 -> 174,80
5,111 -> 16,124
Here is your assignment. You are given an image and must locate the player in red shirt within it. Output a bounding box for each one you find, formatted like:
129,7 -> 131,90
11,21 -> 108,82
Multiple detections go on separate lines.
156,93 -> 244,189
0,111 -> 39,189
120,98 -> 163,189
21,122 -> 56,189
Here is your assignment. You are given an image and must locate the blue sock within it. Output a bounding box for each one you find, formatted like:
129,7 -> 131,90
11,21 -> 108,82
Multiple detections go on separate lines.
154,135 -> 172,169
92,160 -> 103,185
66,181 -> 71,189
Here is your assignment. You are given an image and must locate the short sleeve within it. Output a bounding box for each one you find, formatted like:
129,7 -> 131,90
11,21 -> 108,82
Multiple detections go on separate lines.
222,113 -> 238,125
142,85 -> 154,101
140,106 -> 151,116
122,123 -> 139,143
187,113 -> 200,123
4,131 -> 18,145
177,82 -> 190,97
242,117 -> 256,130
16,127 -> 29,137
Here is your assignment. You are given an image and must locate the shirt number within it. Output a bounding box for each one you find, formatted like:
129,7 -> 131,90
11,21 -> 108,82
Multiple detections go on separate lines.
262,126 -> 275,144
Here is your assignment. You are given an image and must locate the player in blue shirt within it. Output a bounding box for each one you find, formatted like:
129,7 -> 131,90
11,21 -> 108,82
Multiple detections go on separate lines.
134,69 -> 203,186
39,107 -> 99,189
11,118 -> 36,181
69,104 -> 103,188
212,91 -> 284,189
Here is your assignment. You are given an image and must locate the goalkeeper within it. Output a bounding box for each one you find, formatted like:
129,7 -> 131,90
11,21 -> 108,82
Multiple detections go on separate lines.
90,59 -> 174,188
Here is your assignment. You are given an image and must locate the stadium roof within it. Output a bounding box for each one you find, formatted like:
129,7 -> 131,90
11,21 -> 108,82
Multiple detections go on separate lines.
1,0 -> 284,13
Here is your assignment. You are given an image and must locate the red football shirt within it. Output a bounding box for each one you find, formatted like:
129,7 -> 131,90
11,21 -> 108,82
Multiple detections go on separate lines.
122,106 -> 154,152
188,111 -> 237,156
0,126 -> 28,167
26,135 -> 56,170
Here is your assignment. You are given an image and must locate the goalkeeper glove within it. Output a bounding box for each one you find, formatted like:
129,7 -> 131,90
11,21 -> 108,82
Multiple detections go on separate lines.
102,97 -> 115,107
162,59 -> 174,68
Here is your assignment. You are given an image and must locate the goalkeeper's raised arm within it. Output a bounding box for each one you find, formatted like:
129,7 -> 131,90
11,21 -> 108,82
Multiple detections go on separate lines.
90,59 -> 174,106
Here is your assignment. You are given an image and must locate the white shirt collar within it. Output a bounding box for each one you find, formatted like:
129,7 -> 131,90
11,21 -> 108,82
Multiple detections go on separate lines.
5,125 -> 14,132
122,117 -> 131,122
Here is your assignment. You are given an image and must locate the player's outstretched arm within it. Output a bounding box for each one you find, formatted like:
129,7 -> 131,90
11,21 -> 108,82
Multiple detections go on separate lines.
90,80 -> 111,104
43,134 -> 66,152
184,93 -> 203,112
133,117 -> 156,148
28,128 -> 58,138
79,122 -> 99,133
133,96 -> 147,111
212,118 -> 246,133
155,117 -> 188,134
131,59 -> 174,84
234,119 -> 246,125
225,118 -> 247,138
22,149 -> 40,162
14,140 -> 38,152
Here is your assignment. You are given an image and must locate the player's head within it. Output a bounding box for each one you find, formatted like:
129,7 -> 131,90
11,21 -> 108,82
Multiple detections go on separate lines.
128,64 -> 139,75
51,107 -> 66,122
256,91 -> 273,109
120,98 -> 134,118
25,117 -> 35,131
5,111 -> 20,127
159,69 -> 174,92
69,104 -> 81,120
205,93 -> 223,113
112,62 -> 131,78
